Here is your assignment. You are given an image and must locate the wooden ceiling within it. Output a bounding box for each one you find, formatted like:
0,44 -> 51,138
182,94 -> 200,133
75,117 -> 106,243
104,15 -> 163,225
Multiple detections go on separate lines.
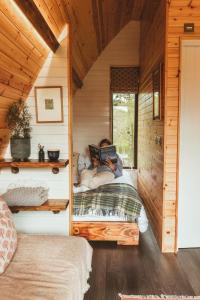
0,0 -> 148,158
32,0 -> 146,87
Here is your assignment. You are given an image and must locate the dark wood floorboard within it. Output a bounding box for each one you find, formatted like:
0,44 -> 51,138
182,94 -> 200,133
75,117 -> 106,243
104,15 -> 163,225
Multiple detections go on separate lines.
84,228 -> 200,300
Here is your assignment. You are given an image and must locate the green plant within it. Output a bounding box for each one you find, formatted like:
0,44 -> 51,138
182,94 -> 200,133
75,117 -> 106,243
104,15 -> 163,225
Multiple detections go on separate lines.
6,99 -> 32,138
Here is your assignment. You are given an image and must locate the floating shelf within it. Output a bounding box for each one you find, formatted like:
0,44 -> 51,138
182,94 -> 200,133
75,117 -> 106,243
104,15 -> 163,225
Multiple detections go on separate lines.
0,159 -> 69,174
10,199 -> 69,214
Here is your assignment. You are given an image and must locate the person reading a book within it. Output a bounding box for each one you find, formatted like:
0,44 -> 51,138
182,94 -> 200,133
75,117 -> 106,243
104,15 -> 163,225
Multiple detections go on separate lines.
80,138 -> 123,189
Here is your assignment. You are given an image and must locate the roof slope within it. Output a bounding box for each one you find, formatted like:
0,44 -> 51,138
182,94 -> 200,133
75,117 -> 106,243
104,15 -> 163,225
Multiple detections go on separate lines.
0,0 -> 147,158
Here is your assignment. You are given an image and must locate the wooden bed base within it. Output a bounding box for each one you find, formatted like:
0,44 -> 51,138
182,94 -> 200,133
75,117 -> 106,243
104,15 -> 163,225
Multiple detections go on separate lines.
72,221 -> 139,245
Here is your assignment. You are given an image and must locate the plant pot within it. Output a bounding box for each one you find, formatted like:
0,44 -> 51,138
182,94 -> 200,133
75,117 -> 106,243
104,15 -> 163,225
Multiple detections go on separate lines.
10,137 -> 31,161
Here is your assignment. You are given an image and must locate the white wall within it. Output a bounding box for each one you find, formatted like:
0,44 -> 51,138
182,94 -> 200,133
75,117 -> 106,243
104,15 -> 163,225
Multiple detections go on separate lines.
0,27 -> 70,235
73,21 -> 140,154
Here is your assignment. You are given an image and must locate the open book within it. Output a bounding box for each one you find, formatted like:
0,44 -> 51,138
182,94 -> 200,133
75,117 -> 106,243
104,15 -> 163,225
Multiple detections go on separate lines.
89,144 -> 117,164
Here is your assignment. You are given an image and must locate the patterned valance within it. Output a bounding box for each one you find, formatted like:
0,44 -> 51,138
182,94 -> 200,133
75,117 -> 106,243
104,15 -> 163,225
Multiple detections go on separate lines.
110,67 -> 139,93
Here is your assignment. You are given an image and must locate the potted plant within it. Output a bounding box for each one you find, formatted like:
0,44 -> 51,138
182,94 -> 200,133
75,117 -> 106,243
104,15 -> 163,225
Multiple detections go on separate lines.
6,99 -> 32,161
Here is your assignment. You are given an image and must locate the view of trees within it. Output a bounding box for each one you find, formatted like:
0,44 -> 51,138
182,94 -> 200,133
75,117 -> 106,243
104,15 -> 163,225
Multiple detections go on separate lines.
112,93 -> 135,168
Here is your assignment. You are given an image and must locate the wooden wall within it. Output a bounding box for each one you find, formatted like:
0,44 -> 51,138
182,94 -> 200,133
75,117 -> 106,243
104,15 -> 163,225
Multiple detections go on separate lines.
164,0 -> 200,252
0,0 -> 49,159
73,21 -> 140,154
137,0 -> 166,250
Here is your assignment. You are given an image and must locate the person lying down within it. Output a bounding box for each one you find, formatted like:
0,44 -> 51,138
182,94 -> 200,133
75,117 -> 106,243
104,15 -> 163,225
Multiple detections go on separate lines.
78,139 -> 123,190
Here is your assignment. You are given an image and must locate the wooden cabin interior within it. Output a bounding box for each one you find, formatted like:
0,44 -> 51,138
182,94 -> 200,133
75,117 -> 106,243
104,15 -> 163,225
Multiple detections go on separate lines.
0,1 -> 200,299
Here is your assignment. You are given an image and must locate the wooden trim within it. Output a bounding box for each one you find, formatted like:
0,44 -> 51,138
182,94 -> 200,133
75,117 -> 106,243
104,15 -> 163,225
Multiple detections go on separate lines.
67,24 -> 74,236
72,221 -> 139,246
13,0 -> 60,52
10,199 -> 69,214
152,63 -> 162,121
134,93 -> 138,169
72,68 -> 83,89
91,0 -> 102,54
163,0 -> 169,252
34,86 -> 64,123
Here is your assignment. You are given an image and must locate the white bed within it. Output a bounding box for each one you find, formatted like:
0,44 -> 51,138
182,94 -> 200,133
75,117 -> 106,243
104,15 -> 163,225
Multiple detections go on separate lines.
73,170 -> 148,233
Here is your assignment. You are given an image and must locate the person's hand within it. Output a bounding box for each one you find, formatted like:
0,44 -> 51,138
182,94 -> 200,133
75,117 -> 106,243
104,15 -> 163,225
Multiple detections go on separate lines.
92,157 -> 100,167
105,158 -> 116,172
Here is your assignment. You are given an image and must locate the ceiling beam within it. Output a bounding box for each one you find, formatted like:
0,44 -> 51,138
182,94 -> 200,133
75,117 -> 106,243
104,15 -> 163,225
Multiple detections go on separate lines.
13,0 -> 60,52
72,68 -> 83,89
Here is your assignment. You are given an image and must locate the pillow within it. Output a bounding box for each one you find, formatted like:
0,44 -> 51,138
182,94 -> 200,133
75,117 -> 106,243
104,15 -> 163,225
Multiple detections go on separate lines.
73,152 -> 80,184
0,197 -> 17,274
1,186 -> 49,207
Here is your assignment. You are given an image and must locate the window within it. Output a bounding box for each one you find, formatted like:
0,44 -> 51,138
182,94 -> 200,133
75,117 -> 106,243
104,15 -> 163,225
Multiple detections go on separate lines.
110,67 -> 139,168
112,93 -> 137,168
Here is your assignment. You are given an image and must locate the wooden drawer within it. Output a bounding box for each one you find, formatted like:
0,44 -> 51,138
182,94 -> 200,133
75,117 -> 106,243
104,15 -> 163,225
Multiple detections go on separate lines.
72,221 -> 139,245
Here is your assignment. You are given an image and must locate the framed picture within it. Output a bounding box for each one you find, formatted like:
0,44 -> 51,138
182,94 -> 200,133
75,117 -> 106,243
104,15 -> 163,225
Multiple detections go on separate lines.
35,86 -> 64,123
152,64 -> 162,120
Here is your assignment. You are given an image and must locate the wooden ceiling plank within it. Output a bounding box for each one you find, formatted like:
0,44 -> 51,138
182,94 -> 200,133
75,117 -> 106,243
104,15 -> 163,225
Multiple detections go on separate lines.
0,10 -> 46,66
13,0 -> 60,52
132,0 -> 146,20
33,0 -> 61,37
0,0 -> 48,55
0,68 -> 32,93
47,0 -> 66,31
0,32 -> 41,75
92,0 -> 102,54
56,0 -> 69,24
0,51 -> 34,83
0,83 -> 28,100
98,0 -> 107,49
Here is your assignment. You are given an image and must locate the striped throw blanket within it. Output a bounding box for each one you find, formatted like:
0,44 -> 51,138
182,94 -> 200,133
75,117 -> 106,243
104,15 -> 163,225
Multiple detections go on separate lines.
74,183 -> 142,222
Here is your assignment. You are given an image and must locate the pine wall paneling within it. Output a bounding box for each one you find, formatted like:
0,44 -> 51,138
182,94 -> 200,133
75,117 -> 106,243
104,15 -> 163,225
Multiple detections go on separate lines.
164,0 -> 200,252
138,0 -> 166,250
0,27 -> 69,235
73,21 -> 140,154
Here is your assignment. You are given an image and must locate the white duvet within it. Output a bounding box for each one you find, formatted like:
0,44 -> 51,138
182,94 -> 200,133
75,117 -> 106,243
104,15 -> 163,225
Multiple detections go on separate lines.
73,170 -> 148,233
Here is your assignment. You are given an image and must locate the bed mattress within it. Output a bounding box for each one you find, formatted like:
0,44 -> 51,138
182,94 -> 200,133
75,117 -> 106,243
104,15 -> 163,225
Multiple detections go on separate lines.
0,234 -> 93,300
73,170 -> 148,233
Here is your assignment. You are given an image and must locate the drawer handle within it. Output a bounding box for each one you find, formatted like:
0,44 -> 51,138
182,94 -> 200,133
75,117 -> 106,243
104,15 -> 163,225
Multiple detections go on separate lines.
73,227 -> 80,235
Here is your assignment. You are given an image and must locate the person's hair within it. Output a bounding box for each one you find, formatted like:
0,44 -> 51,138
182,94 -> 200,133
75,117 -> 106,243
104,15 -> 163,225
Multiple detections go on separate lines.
99,138 -> 112,147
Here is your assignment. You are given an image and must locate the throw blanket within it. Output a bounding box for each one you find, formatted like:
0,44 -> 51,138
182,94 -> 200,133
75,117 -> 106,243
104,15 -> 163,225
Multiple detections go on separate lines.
74,183 -> 142,222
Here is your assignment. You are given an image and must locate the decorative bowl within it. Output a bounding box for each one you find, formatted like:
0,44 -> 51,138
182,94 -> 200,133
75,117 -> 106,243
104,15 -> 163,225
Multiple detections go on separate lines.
47,149 -> 60,162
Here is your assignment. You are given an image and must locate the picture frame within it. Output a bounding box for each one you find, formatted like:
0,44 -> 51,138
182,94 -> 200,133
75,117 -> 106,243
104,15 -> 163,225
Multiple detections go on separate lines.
35,86 -> 64,123
152,64 -> 162,120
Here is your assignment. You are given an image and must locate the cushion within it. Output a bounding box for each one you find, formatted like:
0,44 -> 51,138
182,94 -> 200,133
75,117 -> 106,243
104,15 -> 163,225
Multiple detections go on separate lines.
73,152 -> 80,184
1,186 -> 48,207
0,197 -> 17,274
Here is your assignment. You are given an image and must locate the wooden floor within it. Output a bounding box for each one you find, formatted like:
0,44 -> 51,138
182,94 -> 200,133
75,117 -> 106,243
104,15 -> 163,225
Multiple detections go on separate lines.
84,228 -> 200,300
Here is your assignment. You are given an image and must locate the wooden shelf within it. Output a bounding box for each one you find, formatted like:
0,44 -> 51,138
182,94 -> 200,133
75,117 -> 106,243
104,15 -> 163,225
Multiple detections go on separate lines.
0,159 -> 69,174
10,199 -> 69,214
